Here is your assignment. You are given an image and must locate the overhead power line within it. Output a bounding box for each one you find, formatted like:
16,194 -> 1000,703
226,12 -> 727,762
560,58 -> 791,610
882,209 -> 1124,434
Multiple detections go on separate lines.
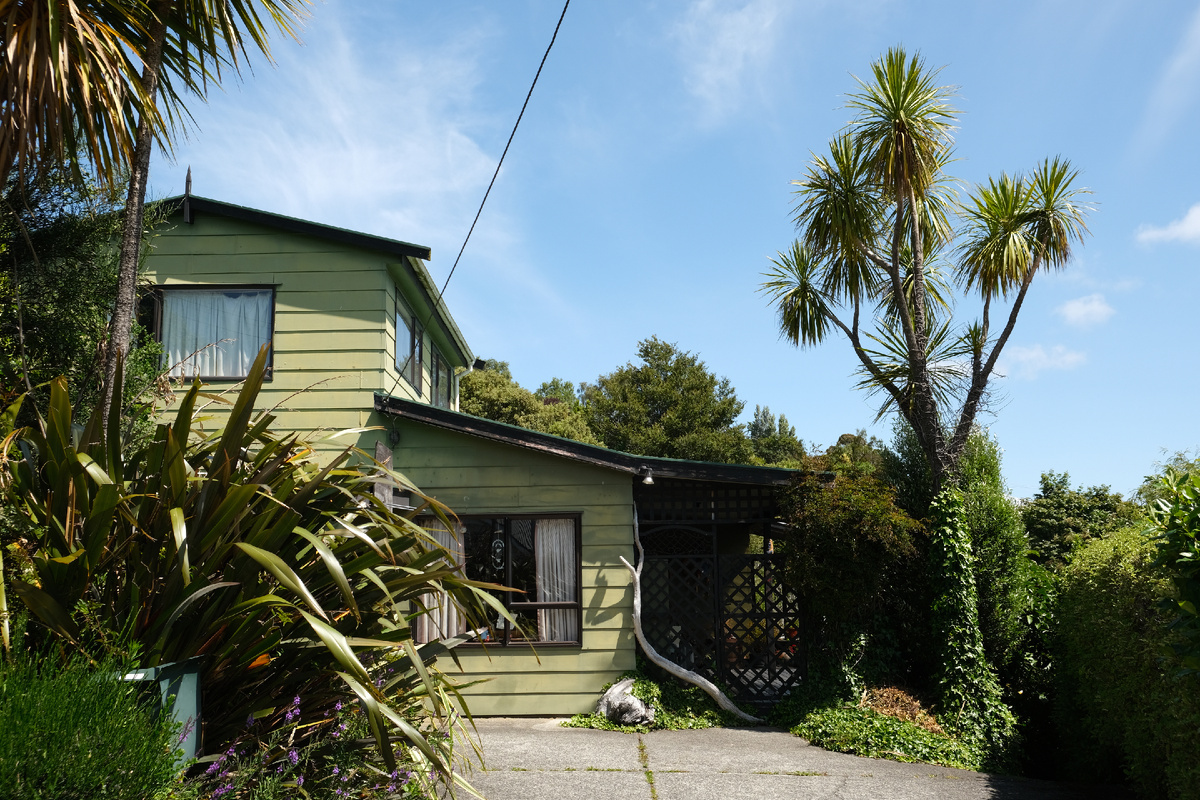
426,0 -> 571,328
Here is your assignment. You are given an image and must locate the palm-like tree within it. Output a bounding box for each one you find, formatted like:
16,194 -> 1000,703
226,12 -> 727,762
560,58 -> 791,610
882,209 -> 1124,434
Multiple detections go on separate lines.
762,48 -> 1090,497
0,0 -> 308,420
103,0 -> 308,422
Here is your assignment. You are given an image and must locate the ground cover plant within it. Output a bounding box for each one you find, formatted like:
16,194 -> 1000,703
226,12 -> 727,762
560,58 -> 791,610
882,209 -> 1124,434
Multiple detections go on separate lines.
0,349 -> 507,796
0,625 -> 182,800
563,660 -> 753,733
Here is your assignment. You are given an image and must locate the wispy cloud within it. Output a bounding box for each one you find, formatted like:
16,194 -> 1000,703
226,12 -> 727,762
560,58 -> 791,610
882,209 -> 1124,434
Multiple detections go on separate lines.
1137,202 -> 1200,244
155,14 -> 503,263
999,345 -> 1086,380
671,0 -> 789,125
1056,294 -> 1115,327
1130,5 -> 1200,159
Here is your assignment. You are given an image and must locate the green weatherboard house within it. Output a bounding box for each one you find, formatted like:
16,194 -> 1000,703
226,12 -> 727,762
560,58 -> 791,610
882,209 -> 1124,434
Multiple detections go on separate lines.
142,195 -> 799,716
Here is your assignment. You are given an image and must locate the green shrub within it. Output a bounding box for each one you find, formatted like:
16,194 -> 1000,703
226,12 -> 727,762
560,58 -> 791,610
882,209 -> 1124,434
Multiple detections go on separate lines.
790,705 -> 980,770
0,351 -> 503,793
1148,469 -> 1200,673
0,651 -> 181,799
776,470 -> 921,686
1055,524 -> 1200,798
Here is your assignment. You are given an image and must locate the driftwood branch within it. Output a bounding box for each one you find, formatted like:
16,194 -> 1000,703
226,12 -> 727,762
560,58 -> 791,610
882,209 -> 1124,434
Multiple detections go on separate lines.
620,507 -> 762,724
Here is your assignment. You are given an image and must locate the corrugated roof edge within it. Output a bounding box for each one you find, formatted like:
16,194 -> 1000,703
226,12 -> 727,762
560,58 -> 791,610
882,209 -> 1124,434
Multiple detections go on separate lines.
374,393 -> 801,486
157,194 -> 474,366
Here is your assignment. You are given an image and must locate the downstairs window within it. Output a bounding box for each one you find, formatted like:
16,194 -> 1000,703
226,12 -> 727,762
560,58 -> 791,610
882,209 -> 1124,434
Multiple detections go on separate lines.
414,515 -> 581,646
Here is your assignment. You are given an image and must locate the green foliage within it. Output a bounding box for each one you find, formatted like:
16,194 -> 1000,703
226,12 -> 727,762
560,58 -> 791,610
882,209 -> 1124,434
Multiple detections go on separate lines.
535,377 -> 579,406
957,433 -> 1037,685
581,337 -> 753,463
776,471 -> 922,694
818,430 -> 884,477
1055,524 -> 1200,798
0,168 -> 167,433
880,417 -> 935,518
460,363 -> 600,445
1148,469 -> 1200,674
0,350 -> 502,792
926,488 -> 1016,767
0,648 -> 182,799
1021,470 -> 1141,570
747,405 -> 805,466
188,696 -> 426,799
789,706 -> 980,771
1138,452 -> 1200,507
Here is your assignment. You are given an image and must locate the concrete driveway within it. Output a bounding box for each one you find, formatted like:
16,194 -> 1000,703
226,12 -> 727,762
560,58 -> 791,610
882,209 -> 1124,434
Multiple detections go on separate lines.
461,718 -> 1130,800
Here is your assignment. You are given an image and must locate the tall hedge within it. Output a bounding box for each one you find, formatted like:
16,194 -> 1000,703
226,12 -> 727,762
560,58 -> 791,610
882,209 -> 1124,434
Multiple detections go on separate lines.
1055,525 -> 1200,798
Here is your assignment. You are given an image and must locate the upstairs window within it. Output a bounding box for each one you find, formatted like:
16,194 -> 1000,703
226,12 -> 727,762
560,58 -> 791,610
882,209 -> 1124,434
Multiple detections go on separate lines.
160,288 -> 274,380
395,294 -> 422,393
432,346 -> 452,409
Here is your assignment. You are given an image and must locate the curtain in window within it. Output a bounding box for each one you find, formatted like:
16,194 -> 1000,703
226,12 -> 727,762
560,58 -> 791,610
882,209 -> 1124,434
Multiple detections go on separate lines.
162,290 -> 272,378
414,519 -> 467,644
535,518 -> 579,642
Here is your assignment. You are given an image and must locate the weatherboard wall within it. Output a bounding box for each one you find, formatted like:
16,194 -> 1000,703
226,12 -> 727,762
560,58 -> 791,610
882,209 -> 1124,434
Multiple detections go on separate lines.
387,419 -> 637,716
143,210 -> 443,459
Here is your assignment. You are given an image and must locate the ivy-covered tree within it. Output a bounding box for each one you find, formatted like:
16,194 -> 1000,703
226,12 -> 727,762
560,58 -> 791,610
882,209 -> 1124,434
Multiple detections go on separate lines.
581,337 -> 753,463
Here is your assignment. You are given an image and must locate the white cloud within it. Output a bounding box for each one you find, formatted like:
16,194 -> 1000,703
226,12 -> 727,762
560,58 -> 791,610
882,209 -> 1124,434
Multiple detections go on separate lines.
672,0 -> 789,124
998,345 -> 1086,380
1137,202 -> 1200,244
1056,294 -> 1115,327
1130,5 -> 1200,158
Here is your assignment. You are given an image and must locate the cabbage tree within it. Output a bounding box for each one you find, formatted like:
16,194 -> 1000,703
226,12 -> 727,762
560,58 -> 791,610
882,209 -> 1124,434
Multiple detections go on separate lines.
762,47 -> 1090,496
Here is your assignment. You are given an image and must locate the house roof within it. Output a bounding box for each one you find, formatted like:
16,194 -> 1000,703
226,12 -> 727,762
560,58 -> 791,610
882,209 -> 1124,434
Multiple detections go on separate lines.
374,393 -> 799,486
163,194 -> 432,259
160,194 -> 474,366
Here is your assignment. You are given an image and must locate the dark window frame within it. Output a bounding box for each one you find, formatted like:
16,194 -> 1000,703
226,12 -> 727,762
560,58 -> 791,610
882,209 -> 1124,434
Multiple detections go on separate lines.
431,345 -> 453,410
443,512 -> 583,648
144,284 -> 276,381
395,291 -> 423,395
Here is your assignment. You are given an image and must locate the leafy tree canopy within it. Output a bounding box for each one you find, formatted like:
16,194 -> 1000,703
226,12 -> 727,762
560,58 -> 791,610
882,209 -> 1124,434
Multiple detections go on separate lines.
748,405 -> 806,467
581,336 -> 753,463
460,362 -> 600,446
1020,470 -> 1141,570
0,167 -> 165,433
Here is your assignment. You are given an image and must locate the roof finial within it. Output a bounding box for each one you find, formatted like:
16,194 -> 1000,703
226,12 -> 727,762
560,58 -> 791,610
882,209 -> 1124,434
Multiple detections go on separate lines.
185,166 -> 192,198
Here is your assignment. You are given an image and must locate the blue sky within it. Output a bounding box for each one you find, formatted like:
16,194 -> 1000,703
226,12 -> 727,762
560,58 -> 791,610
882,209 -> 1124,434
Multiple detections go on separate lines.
149,0 -> 1200,499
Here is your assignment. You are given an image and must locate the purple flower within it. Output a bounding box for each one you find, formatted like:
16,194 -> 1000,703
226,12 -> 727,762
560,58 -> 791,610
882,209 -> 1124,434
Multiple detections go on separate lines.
288,749 -> 299,765
296,775 -> 304,786
332,766 -> 339,775
245,713 -> 255,728
335,701 -> 343,711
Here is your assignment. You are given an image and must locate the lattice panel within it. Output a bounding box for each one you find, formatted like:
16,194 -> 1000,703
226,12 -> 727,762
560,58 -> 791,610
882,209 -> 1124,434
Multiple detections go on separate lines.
636,481 -> 779,524
640,557 -> 718,675
640,526 -> 715,557
640,553 -> 805,709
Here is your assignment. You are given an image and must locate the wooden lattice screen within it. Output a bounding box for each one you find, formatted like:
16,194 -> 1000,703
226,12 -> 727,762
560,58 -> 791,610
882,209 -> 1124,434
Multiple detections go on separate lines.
636,480 -> 804,709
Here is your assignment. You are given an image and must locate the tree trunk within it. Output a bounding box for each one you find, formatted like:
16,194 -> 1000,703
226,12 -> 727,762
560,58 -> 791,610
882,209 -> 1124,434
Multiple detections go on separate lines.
99,1 -> 171,427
